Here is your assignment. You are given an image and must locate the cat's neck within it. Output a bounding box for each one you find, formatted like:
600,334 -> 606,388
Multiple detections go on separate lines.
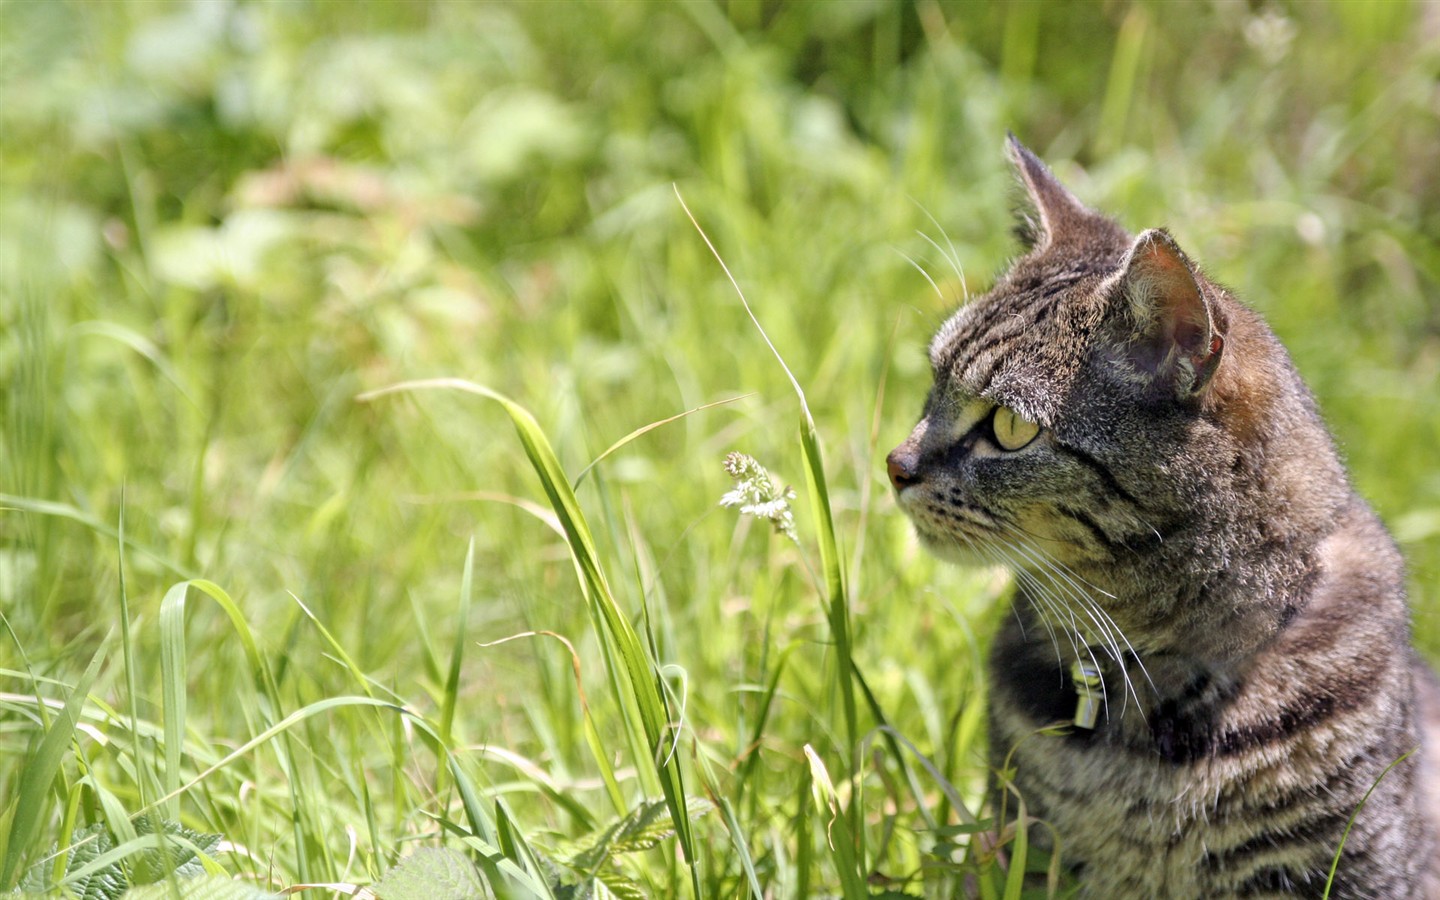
1041,486 -> 1399,712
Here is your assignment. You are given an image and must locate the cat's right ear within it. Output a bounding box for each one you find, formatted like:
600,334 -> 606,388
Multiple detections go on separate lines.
1006,134 -> 1093,250
1108,228 -> 1224,398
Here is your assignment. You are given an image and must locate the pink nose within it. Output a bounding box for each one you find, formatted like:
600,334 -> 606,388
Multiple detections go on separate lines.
886,447 -> 920,490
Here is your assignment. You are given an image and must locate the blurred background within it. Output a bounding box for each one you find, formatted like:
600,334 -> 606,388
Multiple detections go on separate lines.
3,1 -> 1438,895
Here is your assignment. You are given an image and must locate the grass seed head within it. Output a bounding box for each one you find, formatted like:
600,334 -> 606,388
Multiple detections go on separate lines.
720,452 -> 798,543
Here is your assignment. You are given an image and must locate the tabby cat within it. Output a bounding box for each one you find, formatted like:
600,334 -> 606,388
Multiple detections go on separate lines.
887,137 -> 1440,898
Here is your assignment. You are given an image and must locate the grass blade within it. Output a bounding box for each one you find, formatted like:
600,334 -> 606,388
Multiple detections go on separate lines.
441,827 -> 558,900
128,696 -> 400,824
289,592 -> 375,699
572,394 -> 752,489
802,744 -> 866,900
158,581 -> 190,818
115,493 -> 149,811
1,641 -> 106,890
1002,794 -> 1027,900
694,747 -> 763,898
440,538 -> 474,750
1322,746 -> 1418,898
55,831 -> 219,891
799,422 -> 857,755
480,630 -> 626,818
361,379 -> 702,895
0,493 -> 191,579
494,798 -> 557,899
676,187 -> 865,874
146,579 -> 281,719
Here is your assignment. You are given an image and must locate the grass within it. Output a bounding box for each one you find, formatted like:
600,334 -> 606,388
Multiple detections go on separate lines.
2,1 -> 1437,897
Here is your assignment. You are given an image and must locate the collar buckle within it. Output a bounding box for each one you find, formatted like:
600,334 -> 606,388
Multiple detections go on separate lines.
1070,659 -> 1103,729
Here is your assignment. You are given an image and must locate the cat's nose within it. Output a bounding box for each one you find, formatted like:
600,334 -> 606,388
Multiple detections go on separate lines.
886,446 -> 921,490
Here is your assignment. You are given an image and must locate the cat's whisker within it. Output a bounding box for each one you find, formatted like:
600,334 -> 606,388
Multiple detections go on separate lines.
1006,530 -> 1155,688
940,527 -> 1071,669
994,529 -> 1117,644
997,527 -> 1127,639
1013,574 -> 1093,701
994,529 -> 1149,714
944,524 -> 1082,684
980,545 -> 1074,678
910,198 -> 970,300
894,247 -> 946,304
1008,557 -> 1120,716
915,228 -> 969,301
984,540 -> 1102,708
999,518 -> 1119,600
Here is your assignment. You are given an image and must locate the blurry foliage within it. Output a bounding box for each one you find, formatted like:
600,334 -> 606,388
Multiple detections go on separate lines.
5,0 -> 1435,629
2,0 -> 1438,894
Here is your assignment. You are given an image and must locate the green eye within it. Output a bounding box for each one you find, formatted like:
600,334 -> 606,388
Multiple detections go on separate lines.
992,406 -> 1040,451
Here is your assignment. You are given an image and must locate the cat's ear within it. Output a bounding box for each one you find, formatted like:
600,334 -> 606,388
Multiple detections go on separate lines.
1006,134 -> 1093,249
1110,228 -> 1224,397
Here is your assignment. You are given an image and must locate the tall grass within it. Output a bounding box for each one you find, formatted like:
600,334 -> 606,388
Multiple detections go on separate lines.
3,1 -> 1437,896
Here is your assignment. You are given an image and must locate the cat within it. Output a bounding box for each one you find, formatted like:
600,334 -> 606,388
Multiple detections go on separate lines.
887,136 -> 1440,898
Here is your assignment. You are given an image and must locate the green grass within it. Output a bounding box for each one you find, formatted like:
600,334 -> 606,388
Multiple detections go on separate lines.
2,1 -> 1437,896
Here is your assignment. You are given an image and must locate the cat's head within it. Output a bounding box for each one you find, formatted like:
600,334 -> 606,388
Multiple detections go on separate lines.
887,137 -> 1342,654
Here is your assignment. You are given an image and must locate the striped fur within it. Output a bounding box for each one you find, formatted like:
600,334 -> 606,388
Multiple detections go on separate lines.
889,138 -> 1440,898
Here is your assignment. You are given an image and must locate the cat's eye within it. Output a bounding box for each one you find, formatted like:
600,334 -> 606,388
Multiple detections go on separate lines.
991,406 -> 1040,451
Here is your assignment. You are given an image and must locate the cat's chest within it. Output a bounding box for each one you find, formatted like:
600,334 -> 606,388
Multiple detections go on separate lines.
986,621 -> 1351,897
989,666 -> 1293,898
1000,728 -> 1259,899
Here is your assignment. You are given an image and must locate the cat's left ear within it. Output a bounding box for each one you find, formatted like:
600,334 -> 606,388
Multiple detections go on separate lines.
1007,134 -> 1094,250
1110,228 -> 1224,397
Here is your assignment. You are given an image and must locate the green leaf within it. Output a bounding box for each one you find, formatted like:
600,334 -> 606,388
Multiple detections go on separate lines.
1323,746 -> 1418,899
559,797 -> 712,873
933,819 -> 997,839
549,798 -> 712,899
609,797 -> 712,855
372,847 -> 493,900
494,799 -> 557,899
0,494 -> 190,580
678,185 -> 865,884
694,748 -> 763,899
439,539 -> 474,750
22,819 -> 224,899
1004,795 -> 1028,900
20,823 -> 120,900
590,868 -> 647,900
572,395 -> 749,488
126,819 -> 223,885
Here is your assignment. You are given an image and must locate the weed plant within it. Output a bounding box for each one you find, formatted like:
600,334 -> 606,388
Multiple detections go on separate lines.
3,2 -> 1437,897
